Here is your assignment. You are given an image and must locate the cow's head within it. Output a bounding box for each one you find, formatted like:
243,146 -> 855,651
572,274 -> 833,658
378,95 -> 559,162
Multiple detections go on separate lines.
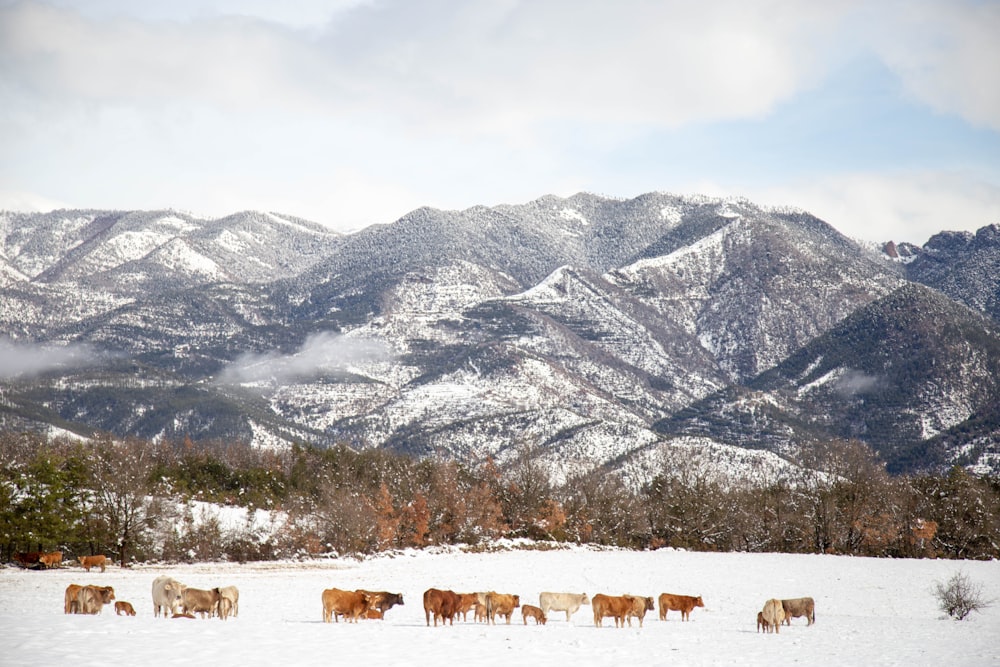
695,596 -> 704,607
513,595 -> 520,607
581,593 -> 591,605
644,597 -> 654,610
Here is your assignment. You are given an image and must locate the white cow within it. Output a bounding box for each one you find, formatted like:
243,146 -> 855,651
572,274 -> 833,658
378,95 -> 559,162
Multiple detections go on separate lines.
152,576 -> 187,618
539,592 -> 591,622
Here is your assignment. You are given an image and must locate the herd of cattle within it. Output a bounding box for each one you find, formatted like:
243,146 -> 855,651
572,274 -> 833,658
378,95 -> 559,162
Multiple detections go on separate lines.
33,552 -> 815,633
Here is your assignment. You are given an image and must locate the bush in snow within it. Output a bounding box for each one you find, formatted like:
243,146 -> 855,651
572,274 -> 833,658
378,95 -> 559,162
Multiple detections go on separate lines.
933,570 -> 992,620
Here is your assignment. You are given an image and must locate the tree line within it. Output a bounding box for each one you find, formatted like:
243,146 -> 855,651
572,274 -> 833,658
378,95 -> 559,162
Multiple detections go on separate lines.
2,432 -> 998,565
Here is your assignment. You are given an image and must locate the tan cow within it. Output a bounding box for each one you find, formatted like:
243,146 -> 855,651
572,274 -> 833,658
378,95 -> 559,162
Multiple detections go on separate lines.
323,588 -> 371,623
115,600 -> 137,616
77,555 -> 107,573
658,593 -> 704,621
592,594 -> 635,628
474,602 -> 488,623
486,592 -> 520,625
521,604 -> 546,625
539,592 -> 590,622
77,585 -> 115,614
781,597 -> 815,626
761,598 -> 785,634
626,595 -> 655,628
39,551 -> 62,568
218,586 -> 240,620
182,587 -> 221,618
423,588 -> 460,627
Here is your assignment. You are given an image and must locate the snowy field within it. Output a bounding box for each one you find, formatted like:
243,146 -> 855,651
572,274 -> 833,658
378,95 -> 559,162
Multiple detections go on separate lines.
3,546 -> 999,666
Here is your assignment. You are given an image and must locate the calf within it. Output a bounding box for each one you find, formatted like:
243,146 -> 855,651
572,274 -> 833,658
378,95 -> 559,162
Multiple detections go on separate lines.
592,594 -> 635,628
182,587 -> 221,619
781,597 -> 815,626
64,584 -> 83,614
77,555 -> 107,573
522,604 -> 546,625
539,592 -> 590,622
115,600 -> 137,616
658,593 -> 704,621
756,610 -> 769,633
626,595 -> 655,628
322,588 -> 371,623
474,602 -> 488,623
456,593 -> 479,621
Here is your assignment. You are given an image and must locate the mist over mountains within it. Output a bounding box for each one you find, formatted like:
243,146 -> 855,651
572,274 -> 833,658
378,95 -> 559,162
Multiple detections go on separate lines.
2,194 -> 998,480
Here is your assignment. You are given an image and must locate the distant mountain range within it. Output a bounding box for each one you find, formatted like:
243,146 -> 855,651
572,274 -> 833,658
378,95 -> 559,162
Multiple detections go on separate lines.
1,194 -> 998,480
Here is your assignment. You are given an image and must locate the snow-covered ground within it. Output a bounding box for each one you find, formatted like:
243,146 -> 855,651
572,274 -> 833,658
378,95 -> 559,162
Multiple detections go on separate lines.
3,546 -> 998,666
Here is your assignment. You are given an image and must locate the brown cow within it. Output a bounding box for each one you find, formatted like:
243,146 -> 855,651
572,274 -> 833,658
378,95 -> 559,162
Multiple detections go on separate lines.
781,597 -> 815,626
78,555 -> 107,573
115,600 -> 137,616
756,610 -> 769,633
322,588 -> 371,623
761,598 -> 785,634
423,588 -> 460,627
658,593 -> 704,621
77,585 -> 115,614
39,551 -> 63,568
522,604 -> 546,625
626,595 -> 655,628
592,594 -> 635,628
182,587 -> 221,618
14,552 -> 41,568
365,608 -> 384,619
64,584 -> 83,614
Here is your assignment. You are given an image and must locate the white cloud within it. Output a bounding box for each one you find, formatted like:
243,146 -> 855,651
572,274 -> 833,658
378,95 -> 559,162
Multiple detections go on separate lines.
869,0 -> 1000,131
0,338 -> 101,379
215,332 -> 392,385
753,170 -> 1000,244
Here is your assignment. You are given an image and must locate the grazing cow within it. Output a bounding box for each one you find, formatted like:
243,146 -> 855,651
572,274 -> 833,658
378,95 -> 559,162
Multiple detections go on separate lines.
77,585 -> 115,615
182,587 -> 222,618
115,601 -> 137,616
539,592 -> 590,622
78,555 -> 107,573
522,604 -> 546,625
756,611 -> 769,633
626,595 -> 655,628
592,594 -> 635,628
218,586 -> 240,620
64,584 -> 83,614
658,593 -> 704,621
781,597 -> 815,626
322,588 -> 371,623
486,592 -> 520,625
423,588 -> 461,627
39,551 -> 63,568
474,602 -> 488,623
357,590 -> 404,616
456,593 -> 479,621
152,576 -> 187,618
761,599 -> 785,634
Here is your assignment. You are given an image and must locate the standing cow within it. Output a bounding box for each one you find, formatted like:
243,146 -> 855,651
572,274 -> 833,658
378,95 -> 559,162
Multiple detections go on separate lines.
658,593 -> 704,621
781,597 -> 815,626
626,595 -> 655,627
218,586 -> 240,620
423,588 -> 461,627
539,592 -> 590,622
760,598 -> 785,634
152,576 -> 187,618
592,594 -> 635,628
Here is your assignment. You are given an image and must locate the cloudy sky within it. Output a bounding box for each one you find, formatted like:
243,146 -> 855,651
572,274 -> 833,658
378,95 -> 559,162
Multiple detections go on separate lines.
1,0 -> 998,243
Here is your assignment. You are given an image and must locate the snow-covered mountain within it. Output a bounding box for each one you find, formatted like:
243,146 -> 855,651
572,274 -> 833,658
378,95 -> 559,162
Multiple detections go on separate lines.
1,194 -> 998,479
